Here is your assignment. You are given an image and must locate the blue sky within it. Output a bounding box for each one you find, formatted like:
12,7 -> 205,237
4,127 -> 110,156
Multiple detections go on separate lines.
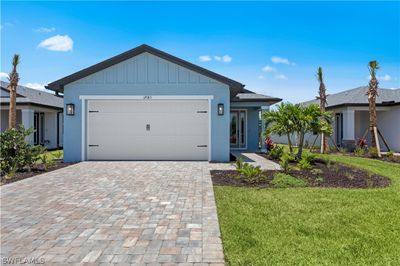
1,1 -> 399,103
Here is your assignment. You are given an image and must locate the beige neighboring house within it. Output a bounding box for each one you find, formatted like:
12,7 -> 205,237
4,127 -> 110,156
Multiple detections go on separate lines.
0,81 -> 63,149
272,86 -> 400,152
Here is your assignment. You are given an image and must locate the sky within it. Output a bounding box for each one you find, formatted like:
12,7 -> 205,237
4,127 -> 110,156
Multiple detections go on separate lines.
1,1 -> 399,103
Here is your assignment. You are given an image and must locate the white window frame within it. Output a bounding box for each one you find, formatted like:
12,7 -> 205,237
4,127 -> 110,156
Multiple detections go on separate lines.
79,95 -> 214,161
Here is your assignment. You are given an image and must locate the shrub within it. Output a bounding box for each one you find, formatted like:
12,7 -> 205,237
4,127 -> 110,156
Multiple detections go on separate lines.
279,153 -> 292,173
338,147 -> 347,154
315,176 -> 324,183
385,150 -> 395,157
311,168 -> 323,175
53,150 -> 63,160
267,145 -> 284,160
235,158 -> 264,183
368,147 -> 379,158
271,173 -> 307,188
356,138 -> 367,148
297,158 -> 312,170
264,136 -> 274,151
0,126 -> 42,176
354,147 -> 365,157
302,152 -> 316,163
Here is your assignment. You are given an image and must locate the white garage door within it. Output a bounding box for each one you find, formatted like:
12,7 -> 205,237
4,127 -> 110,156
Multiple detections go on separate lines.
86,99 -> 209,161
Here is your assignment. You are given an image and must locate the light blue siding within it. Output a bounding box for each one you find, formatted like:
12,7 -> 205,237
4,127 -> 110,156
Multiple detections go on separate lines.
246,108 -> 261,151
63,52 -> 230,162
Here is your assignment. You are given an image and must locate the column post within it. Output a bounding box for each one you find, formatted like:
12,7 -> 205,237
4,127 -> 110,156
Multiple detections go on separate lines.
21,109 -> 34,144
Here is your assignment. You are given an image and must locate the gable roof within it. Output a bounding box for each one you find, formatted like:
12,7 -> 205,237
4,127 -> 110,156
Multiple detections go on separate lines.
302,86 -> 400,109
232,92 -> 282,104
46,44 -> 245,96
0,81 -> 63,109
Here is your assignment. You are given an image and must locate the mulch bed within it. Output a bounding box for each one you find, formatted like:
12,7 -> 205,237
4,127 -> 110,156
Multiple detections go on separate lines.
211,159 -> 390,189
0,161 -> 74,185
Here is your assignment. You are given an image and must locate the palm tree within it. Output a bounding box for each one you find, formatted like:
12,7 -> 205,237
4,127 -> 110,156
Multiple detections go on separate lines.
263,103 -> 295,153
8,54 -> 20,129
316,67 -> 329,153
367,60 -> 380,155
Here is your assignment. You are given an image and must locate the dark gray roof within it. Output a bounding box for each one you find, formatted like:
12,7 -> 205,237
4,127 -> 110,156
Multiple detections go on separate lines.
1,81 -> 63,109
47,44 -> 245,97
232,93 -> 282,104
302,86 -> 400,108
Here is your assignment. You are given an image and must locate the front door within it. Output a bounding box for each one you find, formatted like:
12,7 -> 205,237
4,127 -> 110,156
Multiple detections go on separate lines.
230,110 -> 246,149
34,112 -> 45,145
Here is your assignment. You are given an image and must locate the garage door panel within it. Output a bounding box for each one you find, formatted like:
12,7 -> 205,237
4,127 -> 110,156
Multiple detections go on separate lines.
87,99 -> 209,161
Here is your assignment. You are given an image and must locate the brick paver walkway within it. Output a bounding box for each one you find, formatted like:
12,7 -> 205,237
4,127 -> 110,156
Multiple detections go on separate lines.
0,162 -> 224,265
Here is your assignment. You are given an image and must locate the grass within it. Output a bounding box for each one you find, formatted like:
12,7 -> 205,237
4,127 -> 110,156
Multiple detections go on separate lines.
214,154 -> 400,265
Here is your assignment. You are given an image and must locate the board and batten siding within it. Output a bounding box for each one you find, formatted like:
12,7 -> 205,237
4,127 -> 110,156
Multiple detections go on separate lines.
63,52 -> 231,162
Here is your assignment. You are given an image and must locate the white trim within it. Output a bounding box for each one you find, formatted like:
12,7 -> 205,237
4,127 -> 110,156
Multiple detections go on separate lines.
79,95 -> 214,100
230,109 -> 248,151
81,95 -> 213,161
81,99 -> 86,161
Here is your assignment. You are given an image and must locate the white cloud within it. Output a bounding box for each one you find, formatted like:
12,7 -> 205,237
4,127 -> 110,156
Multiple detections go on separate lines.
275,74 -> 288,80
214,55 -> 232,63
199,55 -> 212,62
38,35 -> 73,52
257,75 -> 265,80
0,72 -> 8,80
367,74 -> 393,81
34,27 -> 56,33
271,56 -> 295,66
24,83 -> 46,91
262,65 -> 276,72
379,74 -> 392,81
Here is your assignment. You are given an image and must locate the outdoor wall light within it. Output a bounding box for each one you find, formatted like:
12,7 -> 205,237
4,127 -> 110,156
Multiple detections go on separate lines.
218,103 -> 224,116
66,103 -> 75,116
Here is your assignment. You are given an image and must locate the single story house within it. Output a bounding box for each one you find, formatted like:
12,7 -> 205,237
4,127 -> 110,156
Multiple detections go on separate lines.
1,81 -> 64,149
47,44 -> 281,162
272,86 -> 400,152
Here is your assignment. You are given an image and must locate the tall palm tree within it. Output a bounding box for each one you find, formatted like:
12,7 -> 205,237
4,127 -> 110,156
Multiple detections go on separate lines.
316,67 -> 329,153
8,54 -> 20,129
367,60 -> 379,153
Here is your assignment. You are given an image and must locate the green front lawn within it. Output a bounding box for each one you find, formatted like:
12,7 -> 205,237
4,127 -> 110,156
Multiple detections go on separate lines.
214,154 -> 400,265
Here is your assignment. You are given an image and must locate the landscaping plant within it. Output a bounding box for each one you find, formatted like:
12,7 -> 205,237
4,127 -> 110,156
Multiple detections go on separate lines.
368,147 -> 379,158
271,173 -> 307,188
0,126 -> 41,176
263,102 -> 332,160
267,145 -> 284,160
235,158 -> 264,183
264,135 -> 274,151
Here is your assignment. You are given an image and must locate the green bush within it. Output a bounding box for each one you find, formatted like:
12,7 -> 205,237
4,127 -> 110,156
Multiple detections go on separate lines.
279,153 -> 292,173
385,150 -> 395,157
235,158 -> 264,183
354,147 -> 365,157
53,150 -> 63,160
368,147 -> 379,158
0,126 -> 42,176
302,151 -> 316,163
271,173 -> 307,188
311,168 -> 323,175
298,158 -> 312,170
267,145 -> 284,160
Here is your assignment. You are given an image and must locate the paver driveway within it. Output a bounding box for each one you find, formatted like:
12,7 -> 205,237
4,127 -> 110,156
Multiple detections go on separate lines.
0,162 -> 224,265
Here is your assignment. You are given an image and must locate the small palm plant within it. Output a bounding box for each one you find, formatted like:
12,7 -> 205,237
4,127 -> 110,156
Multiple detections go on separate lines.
7,54 -> 20,129
367,60 -> 380,156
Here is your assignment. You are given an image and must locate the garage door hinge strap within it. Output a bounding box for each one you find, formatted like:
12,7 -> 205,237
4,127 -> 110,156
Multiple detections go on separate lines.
197,111 -> 208,113
88,144 -> 99,147
89,110 -> 99,113
197,145 -> 208,147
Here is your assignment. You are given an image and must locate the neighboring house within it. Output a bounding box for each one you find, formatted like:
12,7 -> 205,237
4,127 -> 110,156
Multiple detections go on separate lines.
46,44 -> 281,162
0,81 -> 64,149
272,86 -> 400,152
